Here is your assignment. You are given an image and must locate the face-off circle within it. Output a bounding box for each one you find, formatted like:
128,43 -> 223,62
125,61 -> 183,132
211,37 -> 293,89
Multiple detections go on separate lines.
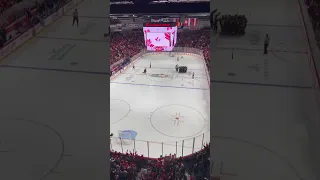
150,104 -> 206,138
110,99 -> 130,124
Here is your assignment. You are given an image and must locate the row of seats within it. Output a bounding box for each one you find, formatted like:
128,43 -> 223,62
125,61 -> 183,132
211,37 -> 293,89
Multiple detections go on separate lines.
110,143 -> 210,180
110,30 -> 210,74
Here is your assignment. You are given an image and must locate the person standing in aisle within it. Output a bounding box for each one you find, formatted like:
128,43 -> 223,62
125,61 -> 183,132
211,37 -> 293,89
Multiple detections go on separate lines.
213,12 -> 220,33
72,9 -> 79,27
213,19 -> 218,32
264,34 -> 270,54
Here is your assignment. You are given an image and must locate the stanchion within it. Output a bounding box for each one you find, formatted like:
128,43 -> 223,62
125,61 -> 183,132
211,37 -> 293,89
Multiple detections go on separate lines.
176,141 -> 177,155
202,133 -> 204,147
192,137 -> 195,153
162,142 -> 163,156
182,140 -> 184,156
120,138 -> 123,153
133,139 -> 136,152
147,141 -> 149,158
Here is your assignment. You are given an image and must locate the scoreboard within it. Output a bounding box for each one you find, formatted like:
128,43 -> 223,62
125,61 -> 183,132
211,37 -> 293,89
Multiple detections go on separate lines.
143,22 -> 177,51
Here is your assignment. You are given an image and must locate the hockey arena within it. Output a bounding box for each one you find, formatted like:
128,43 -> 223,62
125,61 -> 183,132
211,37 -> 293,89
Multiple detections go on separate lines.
1,0 -> 320,178
110,50 -> 210,158
109,16 -> 211,178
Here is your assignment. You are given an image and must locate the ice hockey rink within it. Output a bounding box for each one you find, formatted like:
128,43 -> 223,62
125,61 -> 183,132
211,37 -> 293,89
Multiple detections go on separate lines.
0,0 -> 109,180
110,53 -> 210,158
211,0 -> 320,180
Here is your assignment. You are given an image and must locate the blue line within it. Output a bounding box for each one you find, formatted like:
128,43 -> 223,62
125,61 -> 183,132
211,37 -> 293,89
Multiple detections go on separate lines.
134,66 -> 203,71
111,81 -> 209,90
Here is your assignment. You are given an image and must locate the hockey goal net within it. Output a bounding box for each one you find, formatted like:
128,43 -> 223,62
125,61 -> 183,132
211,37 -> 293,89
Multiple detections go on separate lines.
117,130 -> 135,145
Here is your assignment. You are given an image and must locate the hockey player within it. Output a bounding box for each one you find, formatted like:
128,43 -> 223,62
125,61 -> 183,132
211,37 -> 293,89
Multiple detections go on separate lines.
150,62 -> 151,68
192,72 -> 194,79
175,64 -> 179,72
143,68 -> 147,73
177,56 -> 179,61
132,64 -> 135,69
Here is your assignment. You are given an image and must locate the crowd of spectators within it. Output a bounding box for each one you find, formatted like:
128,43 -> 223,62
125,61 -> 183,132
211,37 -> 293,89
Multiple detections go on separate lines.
110,143 -> 210,180
110,30 -> 210,74
306,0 -> 320,46
110,31 -> 145,73
176,30 -> 210,71
111,18 -> 121,24
0,0 -> 67,47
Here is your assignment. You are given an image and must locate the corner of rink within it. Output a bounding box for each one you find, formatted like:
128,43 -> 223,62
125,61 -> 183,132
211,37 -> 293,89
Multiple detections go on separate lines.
110,48 -> 210,158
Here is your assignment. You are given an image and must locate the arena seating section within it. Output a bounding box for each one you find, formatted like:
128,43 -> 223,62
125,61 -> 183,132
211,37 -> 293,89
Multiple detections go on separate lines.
110,31 -> 210,74
110,143 -> 210,180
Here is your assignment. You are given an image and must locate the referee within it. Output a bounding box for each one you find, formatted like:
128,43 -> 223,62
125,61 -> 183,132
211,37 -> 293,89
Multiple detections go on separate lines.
72,9 -> 79,27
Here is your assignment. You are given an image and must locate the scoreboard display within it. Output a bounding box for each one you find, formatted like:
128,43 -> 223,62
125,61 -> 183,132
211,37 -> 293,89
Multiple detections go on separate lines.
143,22 -> 177,51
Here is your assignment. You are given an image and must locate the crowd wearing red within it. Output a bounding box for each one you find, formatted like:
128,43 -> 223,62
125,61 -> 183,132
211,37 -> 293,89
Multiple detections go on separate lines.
110,30 -> 210,75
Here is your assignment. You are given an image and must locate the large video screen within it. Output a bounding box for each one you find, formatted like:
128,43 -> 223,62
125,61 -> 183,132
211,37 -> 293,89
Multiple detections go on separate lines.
145,33 -> 171,47
143,23 -> 177,51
